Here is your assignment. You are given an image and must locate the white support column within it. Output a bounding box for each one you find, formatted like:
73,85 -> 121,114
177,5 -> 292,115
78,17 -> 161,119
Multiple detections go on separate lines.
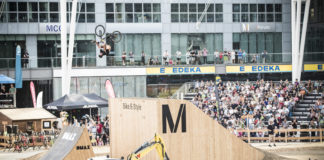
291,0 -> 311,82
66,0 -> 78,95
295,0 -> 302,82
291,0 -> 297,82
60,0 -> 67,96
298,0 -> 310,81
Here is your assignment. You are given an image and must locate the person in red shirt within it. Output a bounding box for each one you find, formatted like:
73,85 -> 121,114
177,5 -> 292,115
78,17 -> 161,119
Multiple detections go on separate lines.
96,122 -> 103,137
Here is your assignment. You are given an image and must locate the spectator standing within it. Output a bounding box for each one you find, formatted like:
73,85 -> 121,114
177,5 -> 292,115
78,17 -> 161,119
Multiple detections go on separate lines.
219,51 -> 223,64
186,51 -> 190,65
242,50 -> 247,63
261,50 -> 267,63
96,121 -> 103,137
0,85 -> 6,94
203,48 -> 208,64
214,50 -> 219,64
176,50 -> 182,65
148,57 -> 154,65
256,53 -> 260,63
122,51 -> 127,66
223,50 -> 228,63
291,117 -> 298,136
238,49 -> 243,64
154,56 -> 159,65
141,51 -> 145,65
163,50 -> 169,65
231,50 -> 236,64
197,50 -> 202,65
22,49 -> 29,68
9,84 -> 16,95
129,51 -> 134,65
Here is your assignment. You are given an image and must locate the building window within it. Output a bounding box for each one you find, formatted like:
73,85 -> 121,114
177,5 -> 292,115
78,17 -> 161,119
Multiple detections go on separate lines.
67,2 -> 95,23
171,3 -> 223,23
232,33 -> 282,63
1,2 -> 95,23
232,3 -> 282,23
106,3 -> 161,23
275,4 -> 282,22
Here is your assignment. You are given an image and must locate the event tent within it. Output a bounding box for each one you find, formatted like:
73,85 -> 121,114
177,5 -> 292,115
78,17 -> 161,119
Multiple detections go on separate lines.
0,74 -> 15,84
44,93 -> 108,110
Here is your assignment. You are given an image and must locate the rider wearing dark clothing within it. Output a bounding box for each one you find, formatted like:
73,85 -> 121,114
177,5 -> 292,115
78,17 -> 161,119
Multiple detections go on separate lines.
267,121 -> 276,147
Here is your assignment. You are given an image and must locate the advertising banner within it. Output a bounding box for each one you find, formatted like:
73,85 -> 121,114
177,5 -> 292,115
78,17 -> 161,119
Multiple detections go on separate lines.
146,66 -> 215,75
226,65 -> 292,73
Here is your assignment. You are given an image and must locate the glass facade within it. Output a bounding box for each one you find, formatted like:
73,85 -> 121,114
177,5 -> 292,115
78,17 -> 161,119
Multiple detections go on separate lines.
232,3 -> 282,22
106,3 -> 161,23
171,33 -> 223,62
113,34 -> 161,63
304,0 -> 324,62
53,76 -> 146,100
0,35 -> 26,68
171,3 -> 223,23
232,32 -> 282,62
37,34 -> 96,67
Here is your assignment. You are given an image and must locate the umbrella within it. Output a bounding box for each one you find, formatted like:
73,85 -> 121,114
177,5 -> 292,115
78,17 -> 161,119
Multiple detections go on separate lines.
44,93 -> 108,110
0,74 -> 15,84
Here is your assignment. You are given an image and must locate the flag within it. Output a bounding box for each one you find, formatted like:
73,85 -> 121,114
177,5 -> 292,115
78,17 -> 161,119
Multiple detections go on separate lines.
105,79 -> 115,98
15,45 -> 22,88
30,81 -> 36,108
36,91 -> 43,108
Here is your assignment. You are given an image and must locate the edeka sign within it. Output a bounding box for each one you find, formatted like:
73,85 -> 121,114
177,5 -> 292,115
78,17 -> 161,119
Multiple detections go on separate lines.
226,65 -> 292,73
39,23 -> 70,34
304,64 -> 324,72
146,66 -> 215,75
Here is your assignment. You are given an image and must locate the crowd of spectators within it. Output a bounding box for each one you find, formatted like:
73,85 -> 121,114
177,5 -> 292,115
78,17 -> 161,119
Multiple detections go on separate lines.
118,48 -> 271,66
191,79 -> 324,138
71,115 -> 109,146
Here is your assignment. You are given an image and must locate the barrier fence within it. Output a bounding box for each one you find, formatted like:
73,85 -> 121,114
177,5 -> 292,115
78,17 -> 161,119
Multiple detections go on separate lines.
233,128 -> 323,143
0,52 -> 323,69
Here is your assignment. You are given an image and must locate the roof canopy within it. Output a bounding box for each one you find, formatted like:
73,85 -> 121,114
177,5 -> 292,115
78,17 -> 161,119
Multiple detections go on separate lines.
0,108 -> 56,121
0,74 -> 15,84
44,93 -> 108,110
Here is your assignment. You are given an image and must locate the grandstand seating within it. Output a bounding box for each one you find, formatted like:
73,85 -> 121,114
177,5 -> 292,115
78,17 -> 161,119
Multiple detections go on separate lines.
292,93 -> 321,122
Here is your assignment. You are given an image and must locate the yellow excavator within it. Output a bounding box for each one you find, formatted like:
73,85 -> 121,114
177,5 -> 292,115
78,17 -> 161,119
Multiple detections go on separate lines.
126,133 -> 169,160
88,133 -> 169,160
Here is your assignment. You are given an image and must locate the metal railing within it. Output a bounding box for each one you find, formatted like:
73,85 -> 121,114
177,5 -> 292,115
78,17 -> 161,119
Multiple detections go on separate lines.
0,52 -> 323,69
232,128 -> 324,143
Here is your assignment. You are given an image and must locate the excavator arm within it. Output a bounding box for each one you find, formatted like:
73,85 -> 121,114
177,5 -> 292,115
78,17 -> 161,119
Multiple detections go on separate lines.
127,134 -> 169,160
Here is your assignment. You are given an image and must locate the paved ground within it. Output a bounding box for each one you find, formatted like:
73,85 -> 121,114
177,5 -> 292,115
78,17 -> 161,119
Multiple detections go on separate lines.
0,146 -> 109,160
252,142 -> 324,160
0,148 -> 48,160
1,143 -> 323,160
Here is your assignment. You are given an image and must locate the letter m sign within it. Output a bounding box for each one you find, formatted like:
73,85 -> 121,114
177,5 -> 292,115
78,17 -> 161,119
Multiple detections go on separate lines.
162,104 -> 186,133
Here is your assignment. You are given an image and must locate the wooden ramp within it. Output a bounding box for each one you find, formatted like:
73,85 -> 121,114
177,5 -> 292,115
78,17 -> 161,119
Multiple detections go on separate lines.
40,126 -> 94,160
110,98 -> 265,160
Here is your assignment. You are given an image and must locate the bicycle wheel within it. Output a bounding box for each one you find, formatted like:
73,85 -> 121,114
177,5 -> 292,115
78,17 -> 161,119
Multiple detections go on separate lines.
108,31 -> 122,43
95,25 -> 105,38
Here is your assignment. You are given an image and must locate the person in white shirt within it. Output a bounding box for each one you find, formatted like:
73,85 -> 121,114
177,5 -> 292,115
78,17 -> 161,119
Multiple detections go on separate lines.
231,50 -> 236,64
163,50 -> 169,65
202,48 -> 208,64
176,50 -> 182,65
214,50 -> 219,64
186,51 -> 190,65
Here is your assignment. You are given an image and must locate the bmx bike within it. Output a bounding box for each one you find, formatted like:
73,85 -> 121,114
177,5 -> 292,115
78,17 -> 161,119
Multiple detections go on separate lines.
95,25 -> 122,43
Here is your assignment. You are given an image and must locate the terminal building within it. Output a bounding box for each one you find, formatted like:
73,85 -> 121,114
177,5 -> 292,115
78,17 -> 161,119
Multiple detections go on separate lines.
0,0 -> 323,108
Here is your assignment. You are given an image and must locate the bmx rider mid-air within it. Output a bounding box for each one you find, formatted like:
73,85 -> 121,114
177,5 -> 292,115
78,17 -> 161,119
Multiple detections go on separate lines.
95,39 -> 111,58
94,25 -> 122,58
